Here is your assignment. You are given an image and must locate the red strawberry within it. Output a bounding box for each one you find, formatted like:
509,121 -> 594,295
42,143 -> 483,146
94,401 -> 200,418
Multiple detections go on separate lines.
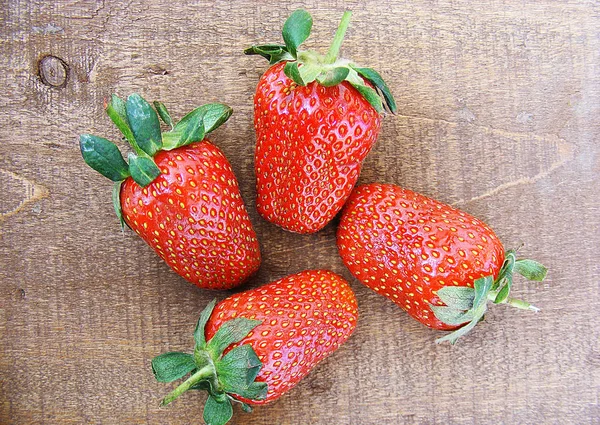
152,270 -> 357,424
337,183 -> 547,344
80,94 -> 260,289
246,9 -> 396,233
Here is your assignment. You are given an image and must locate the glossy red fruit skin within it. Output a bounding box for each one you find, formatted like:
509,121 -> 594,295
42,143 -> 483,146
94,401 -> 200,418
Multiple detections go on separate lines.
205,270 -> 358,404
254,62 -> 382,234
120,140 -> 261,290
337,184 -> 504,330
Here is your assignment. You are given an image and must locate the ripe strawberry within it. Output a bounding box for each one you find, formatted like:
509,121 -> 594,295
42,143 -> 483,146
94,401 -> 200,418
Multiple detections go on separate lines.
246,9 -> 397,233
80,94 -> 260,289
337,183 -> 547,344
151,270 -> 357,425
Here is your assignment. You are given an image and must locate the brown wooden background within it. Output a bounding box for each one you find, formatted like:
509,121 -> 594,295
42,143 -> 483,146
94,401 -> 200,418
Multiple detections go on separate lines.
1,1 -> 599,424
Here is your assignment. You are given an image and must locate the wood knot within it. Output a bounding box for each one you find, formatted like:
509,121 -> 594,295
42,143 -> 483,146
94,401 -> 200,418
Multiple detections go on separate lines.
0,169 -> 48,219
38,55 -> 69,88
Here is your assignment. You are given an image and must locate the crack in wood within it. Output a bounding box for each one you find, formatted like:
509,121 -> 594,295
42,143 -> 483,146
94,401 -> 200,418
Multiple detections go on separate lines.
389,114 -> 576,205
452,132 -> 575,205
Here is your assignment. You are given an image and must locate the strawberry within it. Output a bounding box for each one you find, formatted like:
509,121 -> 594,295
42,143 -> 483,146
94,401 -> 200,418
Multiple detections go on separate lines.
80,94 -> 260,289
337,183 -> 547,344
246,9 -> 397,233
151,270 -> 357,425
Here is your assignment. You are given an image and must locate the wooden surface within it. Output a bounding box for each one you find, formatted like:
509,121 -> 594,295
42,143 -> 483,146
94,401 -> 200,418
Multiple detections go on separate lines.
1,1 -> 599,424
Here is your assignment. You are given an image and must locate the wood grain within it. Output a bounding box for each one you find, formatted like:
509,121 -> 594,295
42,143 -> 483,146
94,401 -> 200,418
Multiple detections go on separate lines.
1,1 -> 599,424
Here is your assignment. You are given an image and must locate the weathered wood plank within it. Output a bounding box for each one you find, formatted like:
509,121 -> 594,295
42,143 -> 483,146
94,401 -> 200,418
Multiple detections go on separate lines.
1,0 -> 599,424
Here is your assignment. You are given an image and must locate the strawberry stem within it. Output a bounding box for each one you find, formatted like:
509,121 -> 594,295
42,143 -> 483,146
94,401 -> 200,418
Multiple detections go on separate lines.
161,364 -> 216,406
324,11 -> 352,64
503,296 -> 540,312
485,282 -> 540,312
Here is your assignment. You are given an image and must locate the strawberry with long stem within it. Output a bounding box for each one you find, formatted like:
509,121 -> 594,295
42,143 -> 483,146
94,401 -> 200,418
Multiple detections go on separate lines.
337,183 -> 547,344
247,9 -> 397,233
152,270 -> 358,424
80,94 -> 261,289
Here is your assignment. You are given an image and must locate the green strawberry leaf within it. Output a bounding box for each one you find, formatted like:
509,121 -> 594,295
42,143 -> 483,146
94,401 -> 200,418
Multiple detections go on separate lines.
430,305 -> 474,326
189,379 -> 211,391
298,62 -> 321,85
503,249 -> 518,269
434,277 -> 495,344
436,286 -> 475,310
435,304 -> 487,345
349,82 -> 384,113
194,299 -> 217,350
230,381 -> 268,401
239,402 -> 253,413
227,396 -> 254,413
80,134 -> 130,181
351,66 -> 397,113
244,44 -> 285,57
162,103 -> 233,150
153,100 -> 174,129
216,344 -> 262,393
203,394 -> 233,425
127,153 -> 161,187
282,9 -> 313,58
151,352 -> 196,383
514,259 -> 548,281
244,44 -> 294,64
493,284 -> 509,305
179,114 -> 206,147
473,275 -> 494,310
494,250 -> 517,290
112,180 -> 126,230
206,318 -> 262,360
105,94 -> 136,146
284,61 -> 305,85
493,274 -> 513,304
178,103 -> 232,135
126,94 -> 163,157
317,67 -> 349,87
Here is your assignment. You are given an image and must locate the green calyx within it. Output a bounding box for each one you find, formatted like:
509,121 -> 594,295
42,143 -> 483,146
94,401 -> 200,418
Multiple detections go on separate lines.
79,94 -> 233,226
151,300 -> 267,425
430,249 -> 548,344
245,9 -> 397,114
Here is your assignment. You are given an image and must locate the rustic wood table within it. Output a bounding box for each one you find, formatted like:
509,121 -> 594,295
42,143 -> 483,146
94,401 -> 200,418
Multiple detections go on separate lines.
1,1 -> 599,424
